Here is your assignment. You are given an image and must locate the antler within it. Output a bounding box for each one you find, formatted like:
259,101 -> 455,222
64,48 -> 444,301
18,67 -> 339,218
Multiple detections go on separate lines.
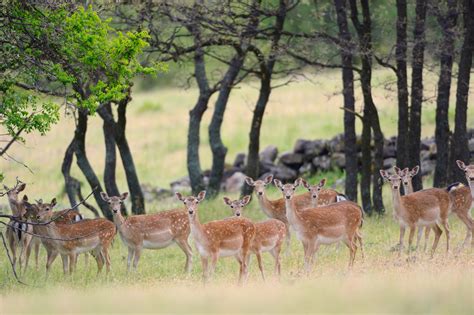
0,177 -> 24,197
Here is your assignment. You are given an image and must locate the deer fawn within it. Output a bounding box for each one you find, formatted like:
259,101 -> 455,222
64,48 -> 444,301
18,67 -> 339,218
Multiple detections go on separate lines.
450,160 -> 473,248
3,182 -> 38,273
176,191 -> 256,284
224,195 -> 286,280
380,170 -> 451,258
101,192 -> 193,273
24,198 -> 115,274
300,178 -> 339,207
274,179 -> 363,272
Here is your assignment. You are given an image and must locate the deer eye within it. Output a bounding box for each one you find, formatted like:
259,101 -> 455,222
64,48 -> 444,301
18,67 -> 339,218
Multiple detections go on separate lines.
293,188 -> 295,191
231,205 -> 234,208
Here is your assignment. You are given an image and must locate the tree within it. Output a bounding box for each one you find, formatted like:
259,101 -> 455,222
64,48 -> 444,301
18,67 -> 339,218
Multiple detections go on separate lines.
408,0 -> 427,192
433,0 -> 458,188
449,0 -> 473,184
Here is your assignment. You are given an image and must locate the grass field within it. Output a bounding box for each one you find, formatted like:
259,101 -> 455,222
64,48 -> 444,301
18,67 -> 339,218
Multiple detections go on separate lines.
0,68 -> 473,314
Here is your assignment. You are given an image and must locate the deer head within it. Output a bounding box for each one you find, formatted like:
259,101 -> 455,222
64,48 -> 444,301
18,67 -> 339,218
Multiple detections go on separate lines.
24,197 -> 57,222
176,191 -> 206,218
245,175 -> 273,196
457,160 -> 474,184
274,178 -> 301,200
300,178 -> 326,202
380,170 -> 402,191
223,195 -> 251,217
100,192 -> 129,214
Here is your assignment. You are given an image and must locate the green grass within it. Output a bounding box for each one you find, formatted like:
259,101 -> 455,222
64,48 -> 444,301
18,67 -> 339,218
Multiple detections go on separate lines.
0,68 -> 473,313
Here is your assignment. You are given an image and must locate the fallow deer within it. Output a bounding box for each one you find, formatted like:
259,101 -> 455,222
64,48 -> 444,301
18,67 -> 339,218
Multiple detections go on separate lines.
176,191 -> 256,284
224,195 -> 286,280
100,192 -> 192,273
25,199 -> 115,274
380,170 -> 451,257
3,182 -> 37,273
300,178 -> 339,207
451,160 -> 474,248
274,179 -> 363,272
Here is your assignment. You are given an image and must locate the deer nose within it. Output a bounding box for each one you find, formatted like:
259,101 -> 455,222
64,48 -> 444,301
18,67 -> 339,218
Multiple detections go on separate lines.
312,195 -> 317,198
285,195 -> 291,200
236,213 -> 241,217
188,210 -> 194,215
36,215 -> 40,220
113,209 -> 118,213
258,192 -> 263,196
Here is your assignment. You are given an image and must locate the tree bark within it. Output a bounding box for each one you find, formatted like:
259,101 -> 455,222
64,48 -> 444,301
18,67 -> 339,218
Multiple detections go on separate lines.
101,102 -> 127,215
395,0 -> 409,170
449,0 -> 473,184
434,0 -> 458,188
334,0 -> 358,202
408,0 -> 427,192
61,138 -> 77,207
74,109 -> 112,220
207,54 -> 245,198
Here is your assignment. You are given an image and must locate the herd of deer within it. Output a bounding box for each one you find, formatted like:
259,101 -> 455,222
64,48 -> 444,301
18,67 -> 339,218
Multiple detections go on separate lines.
2,160 -> 473,284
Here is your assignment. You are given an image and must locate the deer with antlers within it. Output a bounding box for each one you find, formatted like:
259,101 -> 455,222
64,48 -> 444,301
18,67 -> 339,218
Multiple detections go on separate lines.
176,191 -> 256,284
100,192 -> 193,273
224,195 -> 286,280
24,198 -> 115,274
380,169 -> 451,258
274,178 -> 363,272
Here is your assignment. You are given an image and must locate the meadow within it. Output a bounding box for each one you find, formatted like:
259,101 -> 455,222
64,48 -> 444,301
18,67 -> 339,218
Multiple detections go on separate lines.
0,68 -> 473,314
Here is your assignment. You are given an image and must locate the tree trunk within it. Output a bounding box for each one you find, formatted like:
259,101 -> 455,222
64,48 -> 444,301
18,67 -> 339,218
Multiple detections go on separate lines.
449,0 -> 473,184
115,95 -> 145,214
334,0 -> 358,202
360,116 -> 372,214
242,75 -> 271,196
61,138 -> 77,207
395,0 -> 409,170
207,55 -> 245,198
74,109 -> 112,220
101,103 -> 127,215
408,0 -> 427,192
434,0 -> 458,188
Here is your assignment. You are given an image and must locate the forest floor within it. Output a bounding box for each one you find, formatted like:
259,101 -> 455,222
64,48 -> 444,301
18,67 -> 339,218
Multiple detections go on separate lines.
0,68 -> 473,313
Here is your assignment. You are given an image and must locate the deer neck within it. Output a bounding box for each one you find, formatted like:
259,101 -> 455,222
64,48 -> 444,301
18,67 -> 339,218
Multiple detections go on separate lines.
285,197 -> 302,228
7,197 -> 21,217
112,212 -> 126,232
404,181 -> 414,195
310,197 -> 318,208
257,192 -> 275,217
189,213 -> 207,245
469,181 -> 474,199
390,188 -> 404,218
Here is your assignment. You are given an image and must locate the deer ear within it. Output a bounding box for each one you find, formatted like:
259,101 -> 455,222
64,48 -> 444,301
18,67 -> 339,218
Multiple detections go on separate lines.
100,192 -> 109,201
241,195 -> 251,206
22,195 -> 28,202
393,166 -> 401,174
264,174 -> 274,185
3,185 -> 9,191
456,160 -> 466,170
23,200 -> 32,210
175,192 -> 184,202
50,198 -> 57,208
223,197 -> 232,206
411,165 -> 420,176
379,170 -> 389,179
273,179 -> 283,188
300,178 -> 310,189
319,178 -> 326,187
245,177 -> 254,186
120,192 -> 129,200
294,178 -> 302,187
17,183 -> 26,192
197,191 -> 206,201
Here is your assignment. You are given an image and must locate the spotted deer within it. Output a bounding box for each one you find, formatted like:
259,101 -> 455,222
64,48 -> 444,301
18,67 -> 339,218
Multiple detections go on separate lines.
300,178 -> 339,207
223,195 -> 286,280
176,191 -> 256,284
245,175 -> 317,250
24,199 -> 116,274
274,179 -> 363,272
2,182 -> 37,273
380,170 -> 451,257
101,192 -> 192,273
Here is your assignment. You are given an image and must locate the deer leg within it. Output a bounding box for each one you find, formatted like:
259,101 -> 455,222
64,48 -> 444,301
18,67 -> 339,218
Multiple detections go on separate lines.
430,224 -> 443,258
60,254 -> 69,275
398,226 -> 406,257
69,254 -> 77,275
255,250 -> 265,281
103,247 -> 111,274
356,230 -> 364,260
34,239 -> 40,271
176,238 -> 193,274
240,247 -> 251,285
415,227 -> 423,252
423,227 -> 430,252
441,220 -> 450,254
7,231 -> 17,272
343,237 -> 356,268
210,253 -> 218,278
45,250 -> 58,276
133,247 -> 142,270
284,224 -> 291,255
407,226 -> 416,257
201,257 -> 210,284
24,239 -> 32,273
127,247 -> 134,272
271,245 -> 282,277
455,212 -> 472,249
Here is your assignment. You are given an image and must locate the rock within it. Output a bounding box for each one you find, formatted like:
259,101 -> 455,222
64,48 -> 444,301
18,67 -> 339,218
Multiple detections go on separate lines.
420,150 -> 430,162
259,160 -> 276,176
312,155 -> 331,172
224,172 -> 246,193
421,160 -> 436,176
260,145 -> 278,162
293,139 -> 310,154
272,164 -> 298,182
383,158 -> 397,170
278,151 -> 304,169
304,140 -> 328,158
170,176 -> 191,193
420,137 -> 435,151
222,167 -> 242,182
327,134 -> 345,153
298,162 -> 314,175
383,137 -> 397,158
233,153 -> 246,169
142,184 -> 174,202
330,153 -> 346,169
468,138 -> 474,153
